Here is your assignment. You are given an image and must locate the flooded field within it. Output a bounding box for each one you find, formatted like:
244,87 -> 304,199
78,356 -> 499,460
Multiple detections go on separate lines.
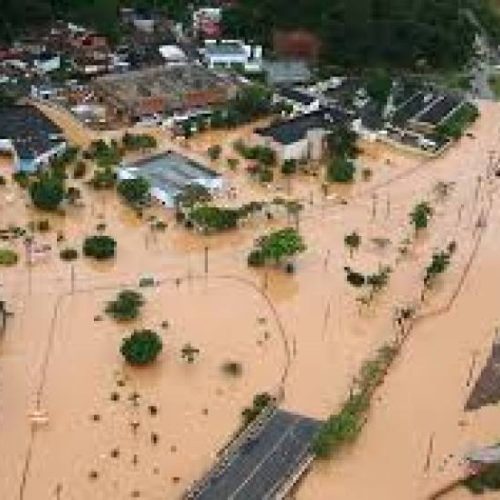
1,102 -> 500,499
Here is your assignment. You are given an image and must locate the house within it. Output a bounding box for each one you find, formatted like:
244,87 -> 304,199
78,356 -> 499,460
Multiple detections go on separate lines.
202,40 -> 262,71
0,105 -> 66,172
132,11 -> 156,33
31,84 -> 62,101
254,108 -> 347,162
159,45 -> 187,65
69,32 -> 110,75
275,87 -> 320,115
263,60 -> 311,86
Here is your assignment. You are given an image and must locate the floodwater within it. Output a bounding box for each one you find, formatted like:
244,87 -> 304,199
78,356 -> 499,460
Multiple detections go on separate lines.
1,102 -> 500,500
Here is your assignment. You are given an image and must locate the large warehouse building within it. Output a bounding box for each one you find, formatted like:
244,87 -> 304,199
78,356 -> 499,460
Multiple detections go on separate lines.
93,64 -> 237,123
118,151 -> 223,207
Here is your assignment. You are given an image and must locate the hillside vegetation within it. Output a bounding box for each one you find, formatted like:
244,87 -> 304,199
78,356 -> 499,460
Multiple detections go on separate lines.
2,0 -> 500,69
222,0 -> 500,69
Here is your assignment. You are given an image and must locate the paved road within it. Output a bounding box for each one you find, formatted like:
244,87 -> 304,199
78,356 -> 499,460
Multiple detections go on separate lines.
189,410 -> 321,500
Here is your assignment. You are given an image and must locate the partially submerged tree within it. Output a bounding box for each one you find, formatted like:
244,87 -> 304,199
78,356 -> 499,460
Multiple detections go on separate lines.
83,235 -> 116,260
174,184 -> 212,211
117,177 -> 150,206
181,343 -> 200,364
89,167 -> 116,190
30,174 -> 64,211
281,159 -> 297,175
326,124 -> 359,160
120,329 -> 163,366
106,290 -> 145,321
327,156 -> 356,183
410,201 -> 433,232
423,242 -> 456,289
207,144 -> 222,161
344,231 -> 361,258
0,248 -> 18,266
188,205 -> 241,233
122,132 -> 157,151
344,267 -> 366,287
250,227 -> 306,266
241,392 -> 273,426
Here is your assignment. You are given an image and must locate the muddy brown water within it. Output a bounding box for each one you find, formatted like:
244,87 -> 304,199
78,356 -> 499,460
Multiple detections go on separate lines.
1,103 -> 500,499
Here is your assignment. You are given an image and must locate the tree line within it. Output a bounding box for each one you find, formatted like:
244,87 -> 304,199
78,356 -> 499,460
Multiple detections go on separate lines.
0,0 -> 204,42
222,0 -> 499,69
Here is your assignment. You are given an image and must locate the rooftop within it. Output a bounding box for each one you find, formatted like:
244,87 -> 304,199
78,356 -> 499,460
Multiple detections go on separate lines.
263,60 -> 311,85
0,105 -> 64,159
120,151 -> 220,200
278,87 -> 317,106
256,108 -> 347,145
93,64 -> 230,110
412,94 -> 463,126
205,42 -> 247,57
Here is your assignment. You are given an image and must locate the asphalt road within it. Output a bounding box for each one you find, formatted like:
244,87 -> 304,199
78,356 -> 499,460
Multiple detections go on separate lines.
190,410 -> 321,500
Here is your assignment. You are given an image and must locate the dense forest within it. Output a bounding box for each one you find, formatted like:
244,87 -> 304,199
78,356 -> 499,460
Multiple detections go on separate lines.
222,0 -> 499,69
1,0 -> 198,42
2,0 -> 500,70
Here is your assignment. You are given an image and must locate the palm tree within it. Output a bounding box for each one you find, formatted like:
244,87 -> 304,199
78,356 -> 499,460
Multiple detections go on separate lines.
181,343 -> 200,364
344,231 -> 361,258
409,202 -> 433,232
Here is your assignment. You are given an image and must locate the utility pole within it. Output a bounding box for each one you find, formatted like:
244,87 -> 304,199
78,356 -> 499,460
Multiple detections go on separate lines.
263,270 -> 269,291
204,246 -> 209,274
25,238 -> 33,296
70,264 -> 75,294
371,193 -> 378,221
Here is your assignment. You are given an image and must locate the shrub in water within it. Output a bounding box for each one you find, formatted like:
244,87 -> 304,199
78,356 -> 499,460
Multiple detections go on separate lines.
60,248 -> 78,261
0,248 -> 18,266
83,235 -> 116,260
120,329 -> 163,366
106,290 -> 144,321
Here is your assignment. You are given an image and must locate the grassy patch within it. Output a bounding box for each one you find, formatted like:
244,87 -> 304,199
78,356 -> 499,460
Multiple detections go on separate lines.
463,463 -> 500,494
436,102 -> 480,140
312,342 -> 399,458
489,74 -> 500,99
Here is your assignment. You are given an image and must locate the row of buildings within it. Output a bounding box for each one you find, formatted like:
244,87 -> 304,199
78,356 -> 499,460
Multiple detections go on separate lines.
250,78 -> 470,163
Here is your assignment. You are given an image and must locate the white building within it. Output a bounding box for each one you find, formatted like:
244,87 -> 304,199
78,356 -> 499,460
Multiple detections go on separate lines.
202,40 -> 262,72
33,53 -> 61,74
158,45 -> 187,65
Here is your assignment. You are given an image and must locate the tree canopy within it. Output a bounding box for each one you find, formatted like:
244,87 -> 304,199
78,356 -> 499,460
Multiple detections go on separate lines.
30,174 -> 65,211
2,0 -> 498,69
254,227 -> 306,263
83,235 -> 117,260
222,0 -> 488,69
106,290 -> 145,321
117,177 -> 150,206
120,329 -> 163,366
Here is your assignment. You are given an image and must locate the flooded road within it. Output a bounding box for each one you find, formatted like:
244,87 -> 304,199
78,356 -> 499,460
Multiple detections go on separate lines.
1,102 -> 500,499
